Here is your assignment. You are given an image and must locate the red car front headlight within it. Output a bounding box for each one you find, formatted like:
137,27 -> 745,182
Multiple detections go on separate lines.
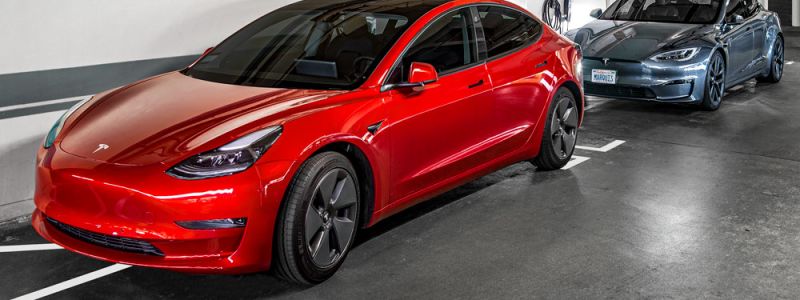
168,126 -> 282,180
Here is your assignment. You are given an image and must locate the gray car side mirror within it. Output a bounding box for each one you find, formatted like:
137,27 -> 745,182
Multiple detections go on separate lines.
728,14 -> 744,25
590,8 -> 603,19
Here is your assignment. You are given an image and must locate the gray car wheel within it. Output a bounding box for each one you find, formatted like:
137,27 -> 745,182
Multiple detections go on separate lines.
758,37 -> 784,83
700,52 -> 726,111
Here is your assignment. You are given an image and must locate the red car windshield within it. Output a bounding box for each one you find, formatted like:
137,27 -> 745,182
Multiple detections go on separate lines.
185,3 -> 437,90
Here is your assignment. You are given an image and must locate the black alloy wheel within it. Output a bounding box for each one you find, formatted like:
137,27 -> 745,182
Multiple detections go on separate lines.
532,87 -> 579,170
274,152 -> 360,284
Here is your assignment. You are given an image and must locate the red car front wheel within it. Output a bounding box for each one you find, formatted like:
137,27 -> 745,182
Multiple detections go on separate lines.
274,152 -> 360,284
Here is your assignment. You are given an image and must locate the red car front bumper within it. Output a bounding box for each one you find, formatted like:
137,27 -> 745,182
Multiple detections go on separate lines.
32,146 -> 295,274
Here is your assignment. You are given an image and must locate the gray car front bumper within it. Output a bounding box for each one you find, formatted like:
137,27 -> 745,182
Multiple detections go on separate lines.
581,53 -> 710,103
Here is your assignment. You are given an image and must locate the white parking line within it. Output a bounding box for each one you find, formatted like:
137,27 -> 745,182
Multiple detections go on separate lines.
0,244 -> 63,253
575,140 -> 626,153
12,264 -> 131,300
562,155 -> 590,170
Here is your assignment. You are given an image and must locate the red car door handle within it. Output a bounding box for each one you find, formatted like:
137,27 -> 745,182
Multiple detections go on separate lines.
536,60 -> 549,68
468,80 -> 484,89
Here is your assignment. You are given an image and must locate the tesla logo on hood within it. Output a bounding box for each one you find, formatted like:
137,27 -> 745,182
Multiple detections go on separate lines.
93,144 -> 110,154
603,58 -> 611,65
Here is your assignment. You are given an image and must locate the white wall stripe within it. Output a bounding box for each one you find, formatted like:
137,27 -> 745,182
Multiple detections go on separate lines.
0,95 -> 93,113
11,264 -> 131,300
0,244 -> 62,253
575,140 -> 626,153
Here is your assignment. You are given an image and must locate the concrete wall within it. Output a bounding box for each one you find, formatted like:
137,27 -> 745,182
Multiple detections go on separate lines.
569,0 -> 608,29
510,0 -> 607,31
768,0 -> 791,25
0,0 -> 298,75
1,0 -> 599,76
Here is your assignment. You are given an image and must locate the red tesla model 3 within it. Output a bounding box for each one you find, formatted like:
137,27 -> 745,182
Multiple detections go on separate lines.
32,0 -> 584,283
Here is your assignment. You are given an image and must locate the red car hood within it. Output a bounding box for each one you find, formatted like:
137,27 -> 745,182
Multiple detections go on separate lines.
60,72 -> 342,166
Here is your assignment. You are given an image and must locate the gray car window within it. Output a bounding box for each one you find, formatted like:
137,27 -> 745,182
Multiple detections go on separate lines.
601,0 -> 722,24
726,0 -> 757,20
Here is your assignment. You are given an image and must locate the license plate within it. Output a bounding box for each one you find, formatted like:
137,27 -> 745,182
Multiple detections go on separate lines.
592,69 -> 617,84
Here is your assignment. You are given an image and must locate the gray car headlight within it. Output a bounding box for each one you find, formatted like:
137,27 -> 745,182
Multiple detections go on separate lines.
44,97 -> 93,149
650,47 -> 700,62
168,126 -> 283,180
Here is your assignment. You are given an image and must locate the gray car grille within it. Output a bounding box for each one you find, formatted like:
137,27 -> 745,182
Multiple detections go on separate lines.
584,82 -> 656,99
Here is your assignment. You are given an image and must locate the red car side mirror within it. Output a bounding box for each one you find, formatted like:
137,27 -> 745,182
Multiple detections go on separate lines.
382,62 -> 439,92
408,62 -> 438,85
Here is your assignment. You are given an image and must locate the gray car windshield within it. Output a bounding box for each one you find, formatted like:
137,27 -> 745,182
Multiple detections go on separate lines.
600,0 -> 722,24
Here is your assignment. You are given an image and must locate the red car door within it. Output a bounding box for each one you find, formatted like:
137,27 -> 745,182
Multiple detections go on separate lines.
384,8 -> 494,204
479,5 -> 553,155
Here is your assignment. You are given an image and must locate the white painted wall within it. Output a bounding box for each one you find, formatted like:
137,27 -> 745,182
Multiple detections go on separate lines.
0,111 -> 65,222
0,0 -> 298,75
569,0 -> 608,29
0,0 -> 616,76
507,0 -> 533,10
512,0 -> 608,31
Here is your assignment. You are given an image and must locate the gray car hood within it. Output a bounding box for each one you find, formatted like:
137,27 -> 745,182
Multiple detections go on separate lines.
567,20 -> 716,61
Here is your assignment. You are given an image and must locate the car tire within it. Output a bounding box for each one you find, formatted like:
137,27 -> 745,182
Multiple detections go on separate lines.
532,88 -> 579,171
274,152 -> 360,285
700,51 -> 726,111
757,37 -> 784,83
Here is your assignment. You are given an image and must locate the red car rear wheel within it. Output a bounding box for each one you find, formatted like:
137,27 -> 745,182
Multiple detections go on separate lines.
532,88 -> 579,171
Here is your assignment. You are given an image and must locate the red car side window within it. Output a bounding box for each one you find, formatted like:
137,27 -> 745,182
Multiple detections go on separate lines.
389,8 -> 478,83
477,6 -> 543,59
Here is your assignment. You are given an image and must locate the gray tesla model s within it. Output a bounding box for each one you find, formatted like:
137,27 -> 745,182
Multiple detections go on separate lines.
565,0 -> 784,110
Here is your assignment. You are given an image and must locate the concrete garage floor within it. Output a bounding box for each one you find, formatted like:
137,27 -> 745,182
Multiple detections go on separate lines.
2,45 -> 800,299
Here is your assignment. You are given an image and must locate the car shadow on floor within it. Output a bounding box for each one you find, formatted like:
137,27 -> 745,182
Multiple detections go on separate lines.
354,162 -> 536,246
80,162 -> 572,298
587,77 -> 785,116
588,96 -> 701,115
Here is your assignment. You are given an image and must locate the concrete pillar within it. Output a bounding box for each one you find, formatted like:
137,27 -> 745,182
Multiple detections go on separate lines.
794,0 -> 799,27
